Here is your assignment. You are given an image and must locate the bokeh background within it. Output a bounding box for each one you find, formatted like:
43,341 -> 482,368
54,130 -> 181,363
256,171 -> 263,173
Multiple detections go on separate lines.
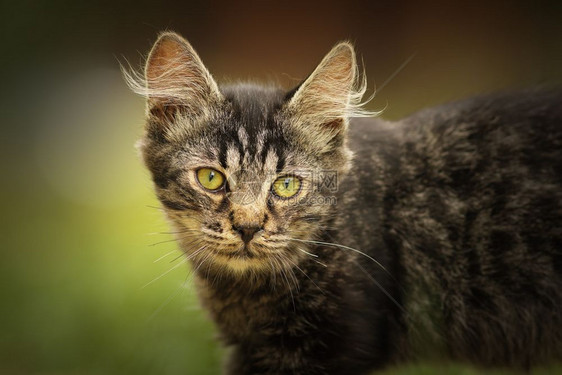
1,1 -> 561,374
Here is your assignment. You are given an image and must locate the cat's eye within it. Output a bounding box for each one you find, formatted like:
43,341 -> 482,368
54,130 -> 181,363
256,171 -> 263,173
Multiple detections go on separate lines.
272,175 -> 301,198
196,168 -> 225,191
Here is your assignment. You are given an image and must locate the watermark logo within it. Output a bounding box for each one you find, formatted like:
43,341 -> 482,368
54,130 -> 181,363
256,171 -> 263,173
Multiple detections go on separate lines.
316,170 -> 338,192
224,169 -> 339,206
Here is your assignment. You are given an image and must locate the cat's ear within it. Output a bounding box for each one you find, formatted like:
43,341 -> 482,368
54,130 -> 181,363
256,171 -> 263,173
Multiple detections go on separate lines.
142,32 -> 222,121
286,42 -> 364,143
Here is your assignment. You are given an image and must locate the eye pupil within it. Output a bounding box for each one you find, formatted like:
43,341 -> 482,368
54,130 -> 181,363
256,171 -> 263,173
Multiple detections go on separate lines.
196,168 -> 225,191
272,175 -> 301,198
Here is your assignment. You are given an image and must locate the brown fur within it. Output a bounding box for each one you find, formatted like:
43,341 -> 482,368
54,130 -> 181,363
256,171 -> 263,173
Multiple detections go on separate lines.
126,32 -> 562,374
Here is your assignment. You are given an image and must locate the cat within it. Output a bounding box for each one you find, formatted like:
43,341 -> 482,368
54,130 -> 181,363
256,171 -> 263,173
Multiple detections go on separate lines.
124,32 -> 562,374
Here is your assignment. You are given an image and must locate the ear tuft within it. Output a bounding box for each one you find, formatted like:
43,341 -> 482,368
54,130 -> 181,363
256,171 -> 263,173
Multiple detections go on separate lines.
123,32 -> 222,120
287,41 -> 372,130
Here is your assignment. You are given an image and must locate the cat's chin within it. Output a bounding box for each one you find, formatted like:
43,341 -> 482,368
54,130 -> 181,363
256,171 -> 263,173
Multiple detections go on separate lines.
218,255 -> 267,274
213,244 -> 272,273
191,242 -> 298,276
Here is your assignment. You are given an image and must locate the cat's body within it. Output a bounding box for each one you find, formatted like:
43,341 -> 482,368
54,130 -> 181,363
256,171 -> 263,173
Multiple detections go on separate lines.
126,32 -> 562,374
344,89 -> 562,368
195,88 -> 562,374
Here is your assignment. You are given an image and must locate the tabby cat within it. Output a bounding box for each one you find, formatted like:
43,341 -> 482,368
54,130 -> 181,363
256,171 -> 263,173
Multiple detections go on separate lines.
125,32 -> 562,374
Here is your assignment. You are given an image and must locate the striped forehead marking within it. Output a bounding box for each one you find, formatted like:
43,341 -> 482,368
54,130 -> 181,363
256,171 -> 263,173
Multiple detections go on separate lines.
255,130 -> 267,157
237,126 -> 249,149
263,149 -> 280,173
226,144 -> 241,170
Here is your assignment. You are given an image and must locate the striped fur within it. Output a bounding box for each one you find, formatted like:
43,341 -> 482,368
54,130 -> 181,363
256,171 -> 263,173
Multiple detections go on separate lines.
126,32 -> 562,374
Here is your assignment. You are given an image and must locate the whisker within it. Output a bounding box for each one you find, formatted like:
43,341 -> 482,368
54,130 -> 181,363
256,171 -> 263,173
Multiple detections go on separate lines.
185,246 -> 208,262
298,247 -> 318,258
289,259 -> 325,295
296,247 -> 328,268
354,260 -> 407,315
287,263 -> 299,293
142,258 -> 188,289
289,238 -> 389,275
143,243 -> 207,289
268,258 -> 277,290
149,233 -> 197,247
145,204 -> 163,211
287,231 -> 406,296
200,230 -> 228,240
273,256 -> 296,311
192,247 -> 213,275
170,251 -> 186,263
283,270 -> 296,311
147,278 -> 189,323
154,250 -> 178,263
147,229 -> 201,236
321,231 -> 406,295
203,239 -> 244,251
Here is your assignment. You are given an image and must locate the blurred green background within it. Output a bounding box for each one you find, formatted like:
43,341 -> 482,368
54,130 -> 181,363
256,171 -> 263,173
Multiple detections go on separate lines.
1,1 -> 561,374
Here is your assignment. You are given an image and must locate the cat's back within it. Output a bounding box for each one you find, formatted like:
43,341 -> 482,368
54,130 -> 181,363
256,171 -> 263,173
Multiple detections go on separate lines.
400,87 -> 562,176
348,88 -> 562,367
392,88 -> 562,244
347,87 -> 562,228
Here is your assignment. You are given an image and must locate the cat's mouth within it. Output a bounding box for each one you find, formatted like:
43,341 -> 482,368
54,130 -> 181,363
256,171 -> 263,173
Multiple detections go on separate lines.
191,235 -> 298,274
203,243 -> 270,273
203,241 -> 260,260
233,243 -> 259,259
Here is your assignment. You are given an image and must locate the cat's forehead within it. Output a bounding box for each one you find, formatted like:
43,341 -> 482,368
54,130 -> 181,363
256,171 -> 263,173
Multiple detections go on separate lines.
209,84 -> 293,172
220,83 -> 287,123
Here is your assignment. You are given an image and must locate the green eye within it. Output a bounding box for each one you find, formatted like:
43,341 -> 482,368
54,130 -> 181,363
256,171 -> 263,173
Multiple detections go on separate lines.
272,175 -> 301,198
196,168 -> 225,191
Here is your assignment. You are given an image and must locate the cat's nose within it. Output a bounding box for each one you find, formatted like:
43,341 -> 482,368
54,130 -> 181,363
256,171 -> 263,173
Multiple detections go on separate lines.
233,225 -> 263,244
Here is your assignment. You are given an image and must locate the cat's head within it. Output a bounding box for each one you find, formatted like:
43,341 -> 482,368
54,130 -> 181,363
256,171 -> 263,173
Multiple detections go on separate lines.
125,32 -> 369,277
